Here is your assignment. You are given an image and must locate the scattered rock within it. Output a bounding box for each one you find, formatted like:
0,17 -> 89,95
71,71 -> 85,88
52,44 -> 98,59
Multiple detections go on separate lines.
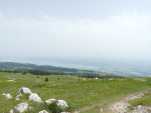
126,93 -> 144,101
56,100 -> 69,110
5,87 -> 69,113
109,78 -> 113,80
16,93 -> 22,101
7,79 -> 16,82
82,78 -> 87,81
29,93 -> 42,103
110,101 -> 130,113
9,109 -> 14,113
45,99 -> 57,105
109,90 -> 150,113
73,111 -> 80,113
2,93 -> 13,99
95,77 -> 99,80
10,102 -> 29,113
45,99 -> 69,112
131,105 -> 151,113
18,87 -> 32,95
100,108 -> 104,112
61,112 -> 70,113
38,110 -> 49,113
133,78 -> 147,82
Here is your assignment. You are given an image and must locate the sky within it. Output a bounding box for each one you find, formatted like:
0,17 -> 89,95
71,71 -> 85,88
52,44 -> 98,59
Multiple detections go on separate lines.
0,0 -> 151,61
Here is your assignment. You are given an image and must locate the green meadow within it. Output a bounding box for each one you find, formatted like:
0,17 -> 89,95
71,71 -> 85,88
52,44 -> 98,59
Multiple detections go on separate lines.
0,72 -> 151,113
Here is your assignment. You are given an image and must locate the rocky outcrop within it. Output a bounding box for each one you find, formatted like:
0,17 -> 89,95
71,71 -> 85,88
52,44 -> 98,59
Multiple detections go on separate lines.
7,87 -> 70,113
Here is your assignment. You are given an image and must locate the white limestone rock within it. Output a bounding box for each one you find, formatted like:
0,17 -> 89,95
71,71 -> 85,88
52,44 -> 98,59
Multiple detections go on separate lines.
10,102 -> 29,113
45,99 -> 69,111
7,79 -> 16,82
2,93 -> 13,99
95,77 -> 99,80
45,99 -> 57,105
60,112 -> 70,113
29,93 -> 42,103
38,110 -> 49,113
56,100 -> 69,110
131,105 -> 151,113
9,109 -> 14,113
18,87 -> 32,95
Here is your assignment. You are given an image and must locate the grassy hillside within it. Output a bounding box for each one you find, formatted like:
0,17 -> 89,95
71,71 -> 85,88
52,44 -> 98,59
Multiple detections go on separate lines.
0,72 -> 151,113
0,62 -> 99,76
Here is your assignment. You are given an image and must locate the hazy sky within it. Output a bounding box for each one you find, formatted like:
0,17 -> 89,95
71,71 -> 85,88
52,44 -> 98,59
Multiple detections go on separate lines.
0,0 -> 151,60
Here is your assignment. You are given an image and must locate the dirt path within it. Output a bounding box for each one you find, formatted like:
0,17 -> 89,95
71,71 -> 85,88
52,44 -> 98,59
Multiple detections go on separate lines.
105,89 -> 151,113
73,89 -> 151,113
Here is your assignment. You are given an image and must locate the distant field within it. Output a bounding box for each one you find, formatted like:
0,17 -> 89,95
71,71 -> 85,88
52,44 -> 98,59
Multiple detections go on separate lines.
0,72 -> 151,113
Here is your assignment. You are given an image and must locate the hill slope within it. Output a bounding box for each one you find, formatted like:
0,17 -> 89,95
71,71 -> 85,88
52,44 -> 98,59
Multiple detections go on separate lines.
0,62 -> 99,76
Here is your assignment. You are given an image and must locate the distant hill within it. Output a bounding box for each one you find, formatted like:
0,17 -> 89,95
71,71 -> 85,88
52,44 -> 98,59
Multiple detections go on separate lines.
0,62 -> 99,76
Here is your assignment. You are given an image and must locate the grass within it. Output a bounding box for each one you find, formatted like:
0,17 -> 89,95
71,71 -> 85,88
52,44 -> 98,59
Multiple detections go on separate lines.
0,72 -> 151,113
129,92 -> 151,106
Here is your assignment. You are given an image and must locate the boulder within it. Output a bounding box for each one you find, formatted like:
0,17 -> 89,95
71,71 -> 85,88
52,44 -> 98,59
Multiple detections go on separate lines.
18,87 -> 32,95
45,99 -> 69,112
29,93 -> 42,103
56,100 -> 69,110
2,93 -> 13,99
38,110 -> 49,113
10,102 -> 29,113
45,99 -> 57,105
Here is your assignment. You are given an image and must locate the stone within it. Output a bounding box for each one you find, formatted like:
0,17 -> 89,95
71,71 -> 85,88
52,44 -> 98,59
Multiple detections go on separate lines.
7,79 -> 16,82
2,93 -> 13,99
61,112 -> 70,113
38,110 -> 49,113
10,102 -> 29,113
45,99 -> 57,105
56,100 -> 69,110
45,99 -> 69,112
95,77 -> 99,80
29,93 -> 42,103
18,87 -> 32,95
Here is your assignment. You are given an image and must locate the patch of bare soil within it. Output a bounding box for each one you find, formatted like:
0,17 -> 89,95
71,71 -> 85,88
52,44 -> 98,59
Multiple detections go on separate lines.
106,90 -> 151,113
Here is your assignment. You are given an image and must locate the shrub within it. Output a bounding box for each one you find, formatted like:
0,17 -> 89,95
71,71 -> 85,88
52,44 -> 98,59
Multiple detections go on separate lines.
48,102 -> 62,113
44,77 -> 49,82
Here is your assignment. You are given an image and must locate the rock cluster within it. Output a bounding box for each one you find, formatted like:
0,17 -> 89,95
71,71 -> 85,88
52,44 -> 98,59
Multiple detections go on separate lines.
3,87 -> 69,113
16,87 -> 42,103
